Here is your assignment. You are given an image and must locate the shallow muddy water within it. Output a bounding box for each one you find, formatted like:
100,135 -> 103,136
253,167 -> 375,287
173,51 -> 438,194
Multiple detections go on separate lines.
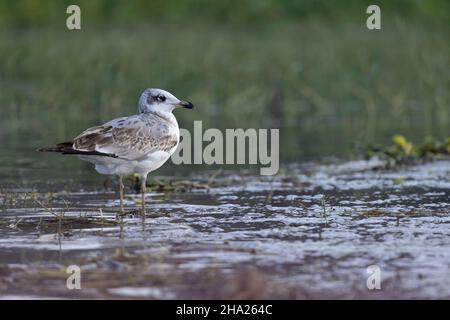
0,157 -> 449,299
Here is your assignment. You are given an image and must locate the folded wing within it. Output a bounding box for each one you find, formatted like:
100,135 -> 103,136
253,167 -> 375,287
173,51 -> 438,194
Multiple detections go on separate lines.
41,114 -> 178,160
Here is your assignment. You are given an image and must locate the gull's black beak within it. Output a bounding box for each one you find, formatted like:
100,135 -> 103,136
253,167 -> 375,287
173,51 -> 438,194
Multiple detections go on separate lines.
178,100 -> 194,109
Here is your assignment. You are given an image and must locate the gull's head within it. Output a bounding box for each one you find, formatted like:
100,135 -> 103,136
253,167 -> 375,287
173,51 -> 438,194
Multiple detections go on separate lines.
138,88 -> 194,114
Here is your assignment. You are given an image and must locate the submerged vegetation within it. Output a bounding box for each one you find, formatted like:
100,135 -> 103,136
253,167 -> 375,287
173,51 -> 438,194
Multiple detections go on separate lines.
366,134 -> 450,165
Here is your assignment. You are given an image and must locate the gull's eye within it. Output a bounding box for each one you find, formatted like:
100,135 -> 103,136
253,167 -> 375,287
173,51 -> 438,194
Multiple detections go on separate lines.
156,94 -> 166,102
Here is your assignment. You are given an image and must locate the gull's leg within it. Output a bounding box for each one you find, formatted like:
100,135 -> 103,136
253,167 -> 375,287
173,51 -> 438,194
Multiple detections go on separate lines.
141,175 -> 147,215
119,175 -> 125,214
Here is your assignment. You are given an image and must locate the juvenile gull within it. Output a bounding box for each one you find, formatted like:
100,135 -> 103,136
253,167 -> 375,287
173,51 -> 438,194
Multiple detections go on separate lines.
39,88 -> 194,213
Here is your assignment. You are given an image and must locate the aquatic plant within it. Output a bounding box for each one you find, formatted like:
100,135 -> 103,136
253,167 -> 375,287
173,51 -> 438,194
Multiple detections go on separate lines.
366,134 -> 450,165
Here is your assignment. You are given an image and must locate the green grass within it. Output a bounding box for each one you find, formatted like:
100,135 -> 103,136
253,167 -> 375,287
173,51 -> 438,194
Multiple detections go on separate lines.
0,17 -> 449,160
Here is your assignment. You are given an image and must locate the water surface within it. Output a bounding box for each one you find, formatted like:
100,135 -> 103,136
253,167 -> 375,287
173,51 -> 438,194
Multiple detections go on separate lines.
1,156 -> 449,299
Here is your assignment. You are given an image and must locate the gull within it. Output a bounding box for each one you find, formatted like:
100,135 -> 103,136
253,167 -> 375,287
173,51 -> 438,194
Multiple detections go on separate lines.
39,88 -> 194,214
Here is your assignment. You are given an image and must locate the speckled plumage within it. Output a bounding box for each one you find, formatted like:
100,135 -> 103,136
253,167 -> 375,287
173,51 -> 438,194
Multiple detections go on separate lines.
74,112 -> 179,160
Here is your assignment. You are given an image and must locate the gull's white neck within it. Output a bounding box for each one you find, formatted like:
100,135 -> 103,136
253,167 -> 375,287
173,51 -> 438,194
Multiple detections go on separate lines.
143,110 -> 178,128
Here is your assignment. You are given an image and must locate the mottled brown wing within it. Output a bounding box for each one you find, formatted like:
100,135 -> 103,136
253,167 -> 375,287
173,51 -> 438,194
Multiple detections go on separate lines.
72,115 -> 178,160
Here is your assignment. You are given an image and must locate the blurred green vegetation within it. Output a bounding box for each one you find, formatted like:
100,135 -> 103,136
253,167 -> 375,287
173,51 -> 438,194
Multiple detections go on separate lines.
0,0 -> 449,161
0,0 -> 449,26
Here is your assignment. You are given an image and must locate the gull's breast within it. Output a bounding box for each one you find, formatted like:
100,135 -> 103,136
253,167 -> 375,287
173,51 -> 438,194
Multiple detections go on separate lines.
133,149 -> 174,175
132,130 -> 180,175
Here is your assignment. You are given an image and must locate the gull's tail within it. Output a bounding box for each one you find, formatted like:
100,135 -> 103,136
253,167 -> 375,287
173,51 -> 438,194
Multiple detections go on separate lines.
38,142 -> 117,157
38,142 -> 73,153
